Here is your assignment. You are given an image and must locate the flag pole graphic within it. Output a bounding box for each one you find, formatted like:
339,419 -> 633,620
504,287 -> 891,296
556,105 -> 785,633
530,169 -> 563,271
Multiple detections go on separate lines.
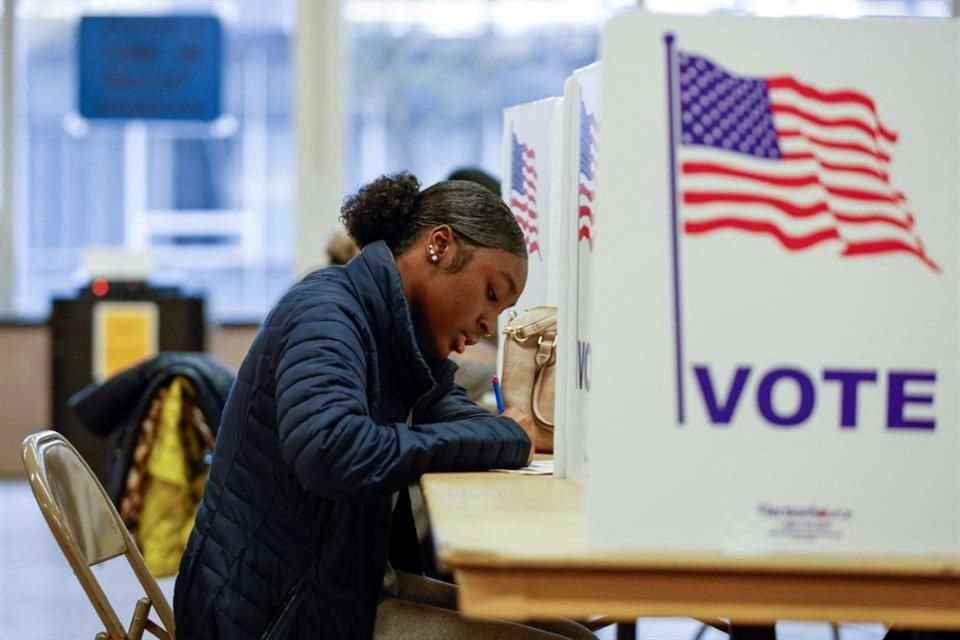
665,33 -> 685,425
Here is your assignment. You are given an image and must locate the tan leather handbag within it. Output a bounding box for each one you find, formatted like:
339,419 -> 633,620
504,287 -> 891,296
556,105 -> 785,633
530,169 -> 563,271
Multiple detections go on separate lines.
501,305 -> 557,452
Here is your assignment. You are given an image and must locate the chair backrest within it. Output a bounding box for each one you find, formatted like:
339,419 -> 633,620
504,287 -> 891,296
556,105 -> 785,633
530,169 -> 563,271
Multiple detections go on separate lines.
22,430 -> 176,639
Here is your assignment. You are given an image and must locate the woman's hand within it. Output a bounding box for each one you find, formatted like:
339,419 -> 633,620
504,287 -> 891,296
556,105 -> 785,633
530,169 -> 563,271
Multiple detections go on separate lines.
501,407 -> 536,465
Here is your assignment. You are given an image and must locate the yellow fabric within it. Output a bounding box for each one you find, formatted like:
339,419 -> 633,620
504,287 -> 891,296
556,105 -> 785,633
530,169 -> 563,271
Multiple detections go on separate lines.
140,377 -> 208,577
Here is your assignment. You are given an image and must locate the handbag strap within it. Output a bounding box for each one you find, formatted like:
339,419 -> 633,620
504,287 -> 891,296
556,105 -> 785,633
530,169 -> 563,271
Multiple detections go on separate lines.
503,307 -> 557,344
530,331 -> 556,430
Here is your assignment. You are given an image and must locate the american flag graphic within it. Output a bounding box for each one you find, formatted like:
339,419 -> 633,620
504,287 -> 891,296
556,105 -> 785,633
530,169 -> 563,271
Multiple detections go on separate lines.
509,132 -> 541,257
578,98 -> 598,250
677,50 -> 938,272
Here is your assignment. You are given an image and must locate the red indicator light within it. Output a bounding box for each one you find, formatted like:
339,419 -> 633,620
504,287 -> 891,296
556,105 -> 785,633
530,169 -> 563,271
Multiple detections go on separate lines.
91,278 -> 110,297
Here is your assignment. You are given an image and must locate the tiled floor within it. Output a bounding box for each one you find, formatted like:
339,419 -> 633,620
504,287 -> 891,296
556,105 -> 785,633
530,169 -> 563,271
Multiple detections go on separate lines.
0,479 -> 888,640
0,480 -> 176,640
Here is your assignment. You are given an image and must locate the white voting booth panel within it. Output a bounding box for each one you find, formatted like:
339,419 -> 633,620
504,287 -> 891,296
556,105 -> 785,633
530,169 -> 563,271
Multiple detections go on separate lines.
499,99 -> 565,353
499,98 -> 567,470
555,63 -> 602,484
501,98 -> 565,310
586,12 -> 959,555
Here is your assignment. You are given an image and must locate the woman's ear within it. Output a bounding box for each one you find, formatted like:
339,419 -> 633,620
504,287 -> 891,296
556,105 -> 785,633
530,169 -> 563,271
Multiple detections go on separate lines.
427,225 -> 454,264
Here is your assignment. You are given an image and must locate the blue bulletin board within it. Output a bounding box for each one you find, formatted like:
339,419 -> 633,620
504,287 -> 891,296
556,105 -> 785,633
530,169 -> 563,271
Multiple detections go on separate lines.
78,15 -> 222,121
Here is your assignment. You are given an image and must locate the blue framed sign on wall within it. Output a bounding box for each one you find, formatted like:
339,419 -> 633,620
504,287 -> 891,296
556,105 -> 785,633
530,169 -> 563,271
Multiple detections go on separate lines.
78,15 -> 222,121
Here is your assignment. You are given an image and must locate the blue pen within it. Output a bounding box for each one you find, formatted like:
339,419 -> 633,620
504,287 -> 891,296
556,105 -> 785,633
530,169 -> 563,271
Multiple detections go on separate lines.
491,376 -> 505,414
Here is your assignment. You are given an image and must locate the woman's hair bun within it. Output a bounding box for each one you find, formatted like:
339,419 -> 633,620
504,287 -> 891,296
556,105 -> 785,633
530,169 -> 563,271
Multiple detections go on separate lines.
339,172 -> 421,250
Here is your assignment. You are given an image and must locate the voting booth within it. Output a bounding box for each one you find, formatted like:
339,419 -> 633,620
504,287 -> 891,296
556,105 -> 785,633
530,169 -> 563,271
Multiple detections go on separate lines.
583,12 -> 958,555
556,63 -> 601,483
499,98 -> 565,365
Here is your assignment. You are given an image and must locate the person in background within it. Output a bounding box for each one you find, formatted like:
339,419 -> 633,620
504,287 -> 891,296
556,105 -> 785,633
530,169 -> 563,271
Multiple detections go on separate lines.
173,173 -> 594,639
326,229 -> 360,266
447,166 -> 501,196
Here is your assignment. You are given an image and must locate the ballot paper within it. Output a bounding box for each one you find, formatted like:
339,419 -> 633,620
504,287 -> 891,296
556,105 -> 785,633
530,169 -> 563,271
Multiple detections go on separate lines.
492,460 -> 554,476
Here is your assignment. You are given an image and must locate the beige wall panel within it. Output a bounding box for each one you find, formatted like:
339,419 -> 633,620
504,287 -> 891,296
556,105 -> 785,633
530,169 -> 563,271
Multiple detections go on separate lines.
0,326 -> 50,476
0,324 -> 258,477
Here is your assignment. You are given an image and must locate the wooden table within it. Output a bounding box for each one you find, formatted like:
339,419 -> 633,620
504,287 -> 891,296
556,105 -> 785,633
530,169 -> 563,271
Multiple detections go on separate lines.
420,472 -> 960,629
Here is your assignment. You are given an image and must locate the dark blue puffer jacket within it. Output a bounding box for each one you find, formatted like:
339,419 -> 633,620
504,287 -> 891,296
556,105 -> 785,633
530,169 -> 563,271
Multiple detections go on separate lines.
173,241 -> 530,640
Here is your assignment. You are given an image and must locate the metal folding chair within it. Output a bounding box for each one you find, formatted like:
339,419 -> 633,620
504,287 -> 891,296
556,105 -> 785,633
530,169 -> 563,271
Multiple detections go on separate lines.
21,430 -> 175,640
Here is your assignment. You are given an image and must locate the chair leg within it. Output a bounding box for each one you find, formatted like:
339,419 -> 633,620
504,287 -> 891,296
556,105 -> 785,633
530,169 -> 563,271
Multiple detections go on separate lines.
127,597 -> 151,640
697,618 -> 729,634
616,621 -> 637,640
144,619 -> 171,640
692,622 -> 714,640
729,623 -> 776,640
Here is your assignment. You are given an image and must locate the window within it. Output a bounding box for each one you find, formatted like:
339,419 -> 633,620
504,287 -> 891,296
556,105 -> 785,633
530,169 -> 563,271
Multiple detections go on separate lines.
343,0 -> 635,192
642,0 -> 950,17
11,0 -> 949,320
342,0 -> 950,196
14,0 -> 295,320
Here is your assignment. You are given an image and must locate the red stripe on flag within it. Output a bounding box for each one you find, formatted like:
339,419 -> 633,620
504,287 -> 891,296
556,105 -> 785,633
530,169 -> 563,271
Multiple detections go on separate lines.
683,161 -> 900,204
779,130 -> 891,164
818,160 -> 888,182
682,161 -> 819,187
684,191 -> 828,219
510,198 -> 532,214
776,152 -> 890,181
770,103 -> 891,145
765,76 -> 898,143
578,225 -> 593,246
842,240 -> 939,272
579,183 -> 595,201
685,191 -> 910,230
832,211 -> 914,231
803,133 -> 891,163
578,205 -> 594,223
513,214 -> 538,235
685,218 -> 840,250
511,198 -> 538,219
825,184 -> 904,204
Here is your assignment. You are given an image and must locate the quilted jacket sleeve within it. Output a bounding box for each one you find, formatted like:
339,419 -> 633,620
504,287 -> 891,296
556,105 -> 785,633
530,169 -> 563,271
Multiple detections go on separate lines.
274,305 -> 530,502
415,382 -> 532,466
